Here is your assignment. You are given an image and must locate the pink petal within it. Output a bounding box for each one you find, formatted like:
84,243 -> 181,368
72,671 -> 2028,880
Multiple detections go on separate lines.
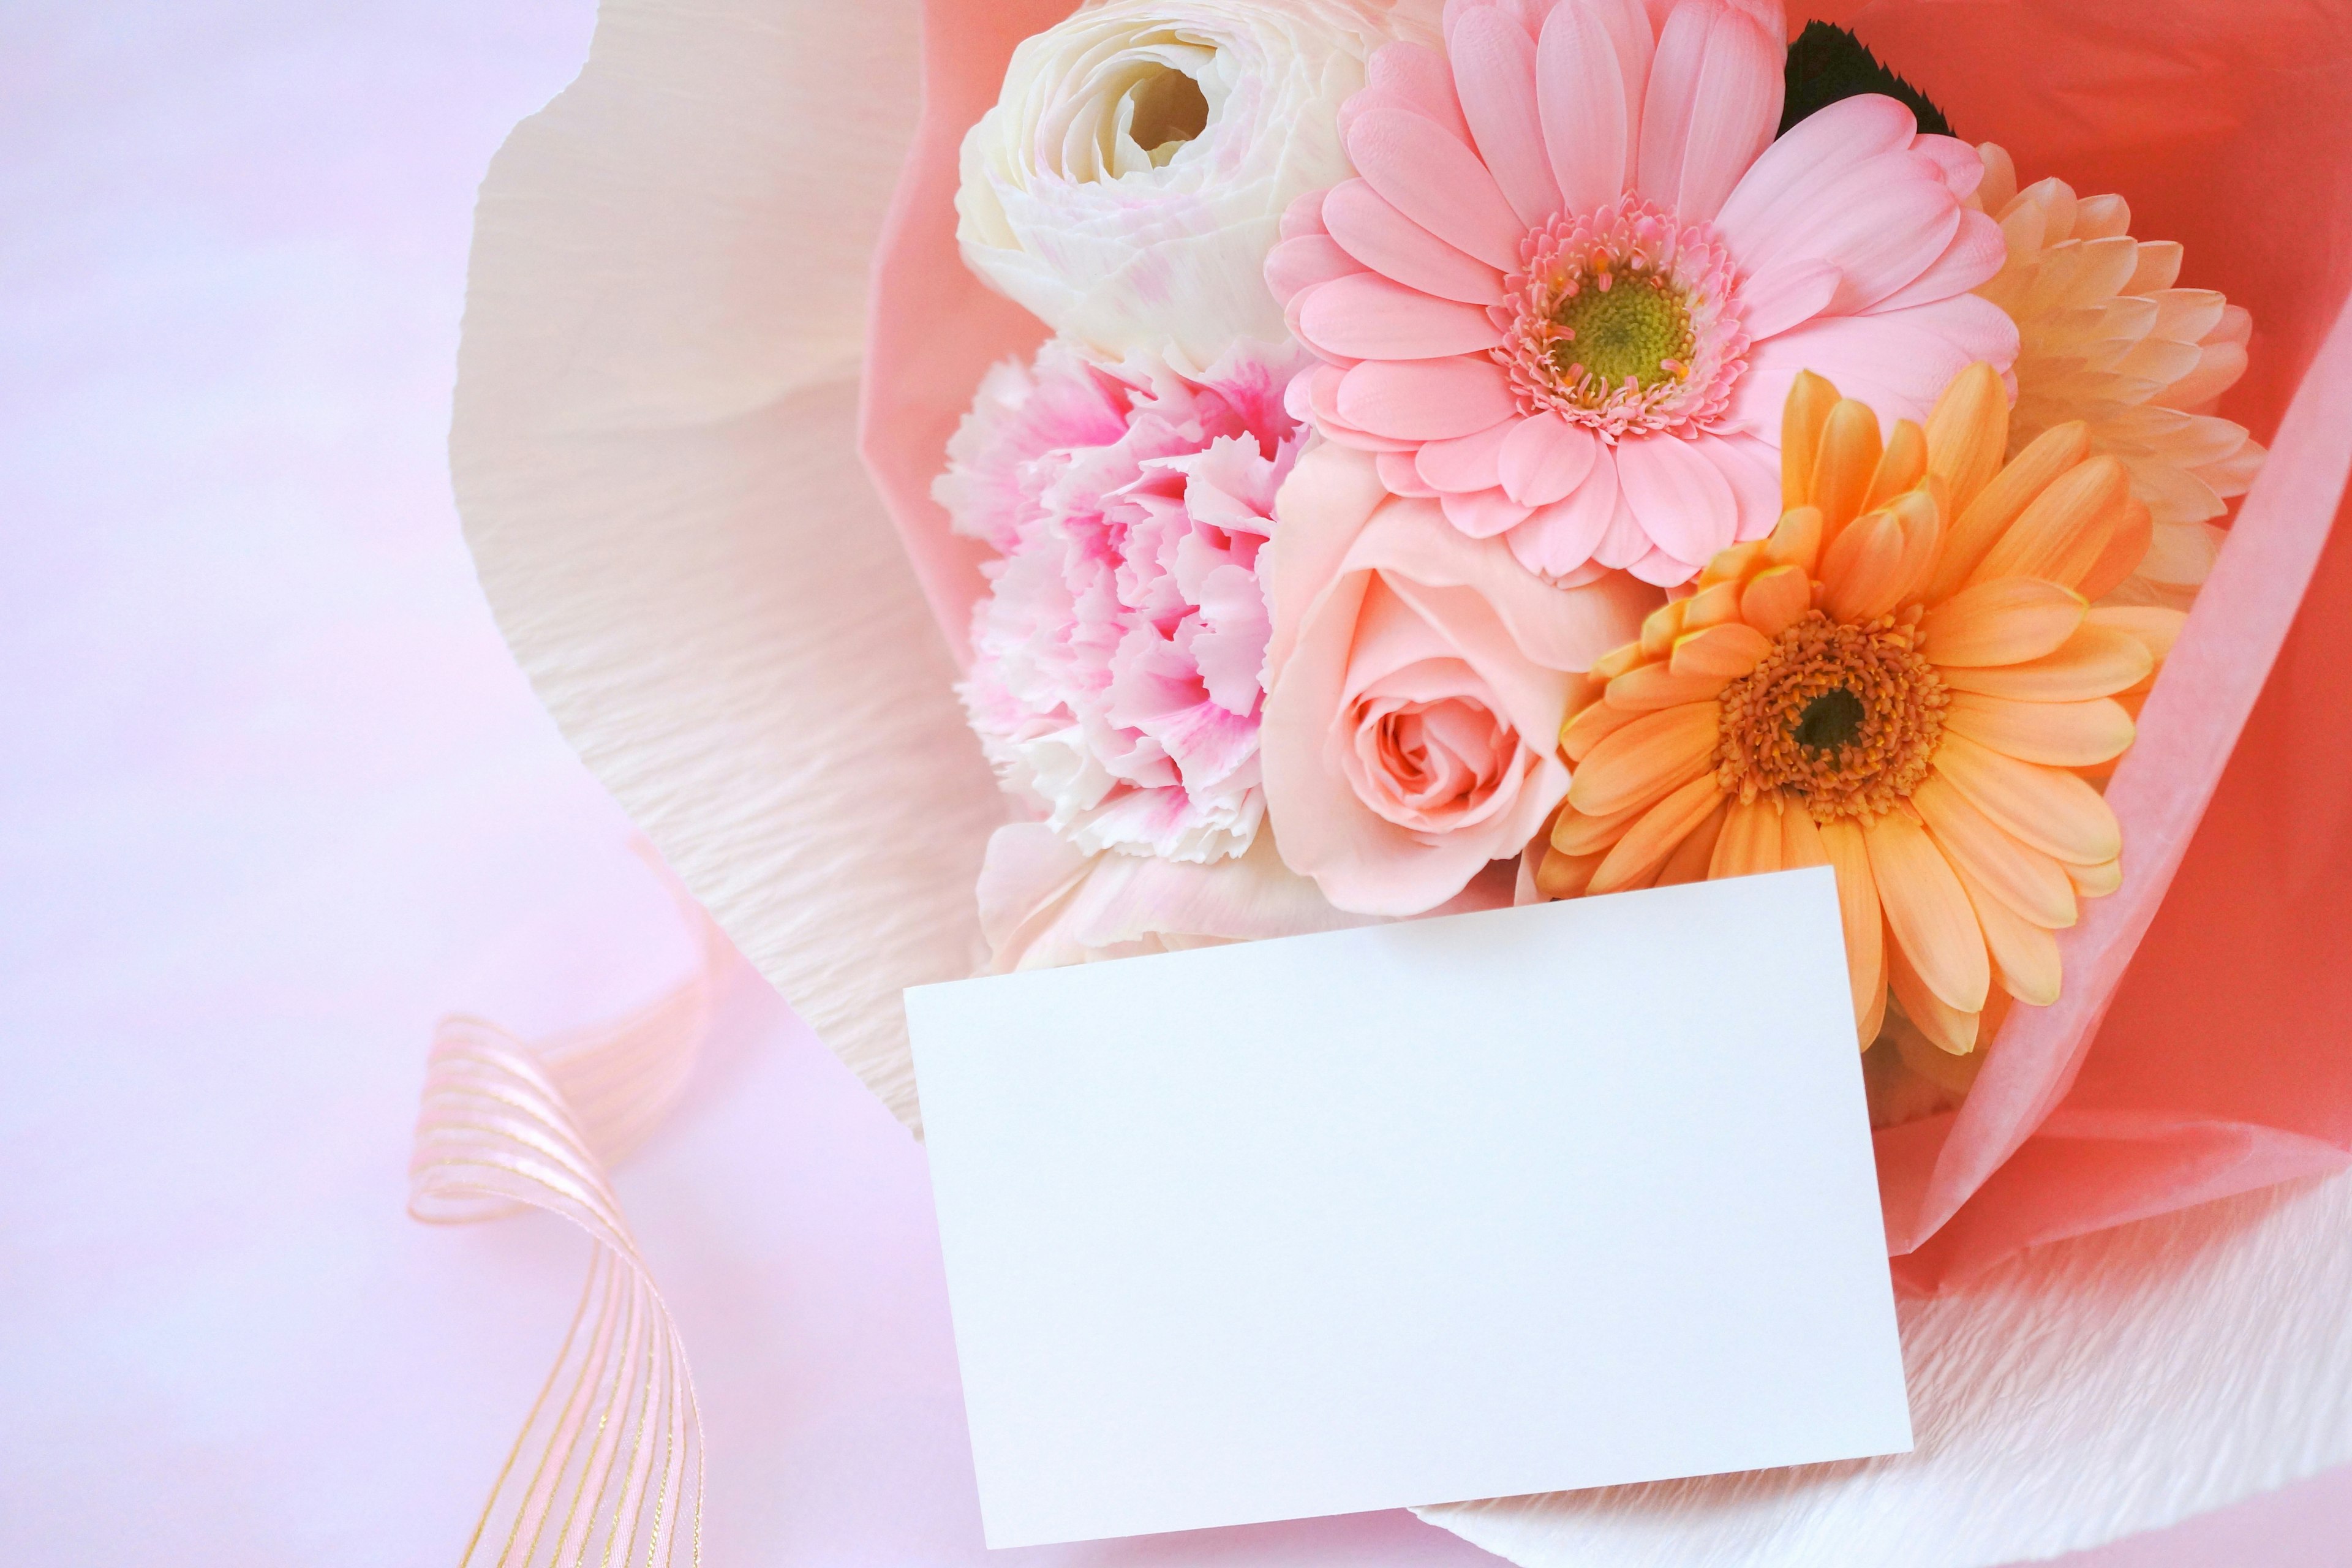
1286,284 -> 1356,369
1732,295 -> 2018,433
1910,134 -> 1985,201
1836,192 -> 1964,315
1279,186 -> 1330,241
1736,257 -> 1840,341
1732,149 -> 1954,302
1365,41 -> 1472,143
1497,411 -> 1597,505
1586,0 -> 1656,118
1591,480 -> 1652,568
1536,0 -> 1633,215
1347,107 -> 1527,271
1615,432 -> 1739,564
1870,208 -> 2008,313
1336,355 -> 1521,441
1378,449 -> 1441,497
1306,363 -> 1419,451
1713,95 -> 1917,260
1450,7 -> 1562,228
1691,431 -> 1781,540
1505,454 -> 1616,576
1265,234 -> 1365,306
1628,546 -> 1703,586
1635,0 -> 1782,224
1441,484 -> 1536,538
1322,179 -> 1506,306
1415,417 -> 1517,492
1298,273 -> 1506,360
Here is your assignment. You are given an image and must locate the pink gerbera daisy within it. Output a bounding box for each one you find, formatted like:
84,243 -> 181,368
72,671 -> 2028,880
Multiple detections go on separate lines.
1265,0 -> 2018,586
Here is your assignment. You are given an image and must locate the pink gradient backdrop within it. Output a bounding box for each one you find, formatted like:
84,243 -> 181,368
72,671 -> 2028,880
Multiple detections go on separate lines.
0,2 -> 2341,1562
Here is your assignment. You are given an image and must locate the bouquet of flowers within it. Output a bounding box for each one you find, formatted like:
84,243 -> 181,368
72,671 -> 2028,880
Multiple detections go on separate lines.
451,0 -> 2352,1560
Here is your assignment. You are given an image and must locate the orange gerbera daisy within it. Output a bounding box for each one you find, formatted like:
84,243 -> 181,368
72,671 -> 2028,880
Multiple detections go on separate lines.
1540,363 -> 2185,1056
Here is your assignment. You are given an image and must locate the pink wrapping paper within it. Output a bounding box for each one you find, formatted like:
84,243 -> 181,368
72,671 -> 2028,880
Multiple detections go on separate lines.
860,0 -> 2352,1291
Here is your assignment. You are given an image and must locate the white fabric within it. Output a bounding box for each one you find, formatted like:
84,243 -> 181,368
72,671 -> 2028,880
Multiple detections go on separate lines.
453,0 -> 1004,1134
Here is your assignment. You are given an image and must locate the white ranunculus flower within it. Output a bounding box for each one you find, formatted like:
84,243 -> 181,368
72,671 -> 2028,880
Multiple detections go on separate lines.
956,0 -> 1434,362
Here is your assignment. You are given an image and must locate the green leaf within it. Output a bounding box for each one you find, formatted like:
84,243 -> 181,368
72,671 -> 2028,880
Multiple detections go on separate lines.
1778,21 -> 1953,140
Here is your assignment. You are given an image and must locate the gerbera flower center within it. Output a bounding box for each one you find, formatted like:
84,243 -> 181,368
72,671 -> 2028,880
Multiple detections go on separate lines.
1495,195 -> 1748,442
1547,270 -> 1695,401
1716,611 -> 1949,822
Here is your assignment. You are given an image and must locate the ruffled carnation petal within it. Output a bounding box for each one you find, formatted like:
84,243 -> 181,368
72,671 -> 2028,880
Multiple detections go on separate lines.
945,340 -> 1314,864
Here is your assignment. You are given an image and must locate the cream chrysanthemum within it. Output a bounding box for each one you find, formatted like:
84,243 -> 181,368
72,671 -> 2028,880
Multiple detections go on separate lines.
1972,144 -> 2265,609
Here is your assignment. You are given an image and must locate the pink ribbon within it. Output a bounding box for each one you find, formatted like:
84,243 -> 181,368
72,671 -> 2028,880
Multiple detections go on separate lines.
409,880 -> 725,1566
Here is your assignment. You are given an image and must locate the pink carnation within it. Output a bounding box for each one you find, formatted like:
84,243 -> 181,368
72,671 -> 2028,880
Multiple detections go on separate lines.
941,339 -> 1311,862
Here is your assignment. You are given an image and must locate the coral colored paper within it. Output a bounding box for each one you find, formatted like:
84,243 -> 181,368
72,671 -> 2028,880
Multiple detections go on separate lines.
907,870 -> 1910,1547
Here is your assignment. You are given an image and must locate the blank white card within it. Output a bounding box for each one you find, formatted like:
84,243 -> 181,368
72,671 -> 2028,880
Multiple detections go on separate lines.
905,867 -> 1910,1548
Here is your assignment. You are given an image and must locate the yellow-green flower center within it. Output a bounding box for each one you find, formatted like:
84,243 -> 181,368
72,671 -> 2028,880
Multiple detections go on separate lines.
1549,270 -> 1695,399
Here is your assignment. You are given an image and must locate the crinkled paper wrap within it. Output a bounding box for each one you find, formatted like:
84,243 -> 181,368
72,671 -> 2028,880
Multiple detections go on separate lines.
452,0 -> 2352,1561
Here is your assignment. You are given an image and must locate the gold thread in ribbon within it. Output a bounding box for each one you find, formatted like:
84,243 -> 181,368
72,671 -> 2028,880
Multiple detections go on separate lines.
410,886 -> 724,1567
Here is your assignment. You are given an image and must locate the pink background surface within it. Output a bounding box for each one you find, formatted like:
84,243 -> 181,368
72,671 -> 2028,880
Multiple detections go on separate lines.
2,2 -> 2345,1562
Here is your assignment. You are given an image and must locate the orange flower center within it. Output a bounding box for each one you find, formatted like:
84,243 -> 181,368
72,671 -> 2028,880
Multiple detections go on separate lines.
1715,611 -> 1948,822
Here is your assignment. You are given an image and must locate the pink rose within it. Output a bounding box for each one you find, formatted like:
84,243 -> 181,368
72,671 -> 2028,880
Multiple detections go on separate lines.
1261,444 -> 1653,915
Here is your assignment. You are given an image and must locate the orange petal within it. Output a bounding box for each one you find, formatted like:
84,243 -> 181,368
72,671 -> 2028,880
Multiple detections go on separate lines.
1969,454 -> 2130,591
1671,621 -> 1773,679
1590,641 -> 1646,682
1811,398 -> 1883,540
1740,564 -> 1812,639
1945,693 -> 2135,767
1654,801 -> 1729,888
1551,798 -> 1645,855
1779,801 -> 1830,869
1923,361 -> 2010,518
1589,775 -> 1724,895
1861,418 -> 1928,513
1928,421 -> 2093,601
1910,773 -> 2077,929
1932,731 -> 2122,865
1818,510 -> 1909,624
1639,598 -> 1688,660
2076,497 -> 2153,601
1953,859 -> 2062,1005
1919,578 -> 2086,667
1826,489 -> 1941,622
1536,846 -> 1605,899
1764,505 -> 1824,574
1781,371 -> 1841,508
1707,794 -> 1785,879
1679,578 -> 1746,630
2068,858 -> 2124,898
1864,811 -> 1989,1013
1937,624 -> 2152,701
1819,819 -> 1887,1047
2086,605 -> 2187,687
1569,702 -> 1721,816
1562,693 -> 1641,762
1696,541 -> 1768,592
1886,939 -> 1980,1055
1607,660 -> 1735,711
1888,488 -> 1945,608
